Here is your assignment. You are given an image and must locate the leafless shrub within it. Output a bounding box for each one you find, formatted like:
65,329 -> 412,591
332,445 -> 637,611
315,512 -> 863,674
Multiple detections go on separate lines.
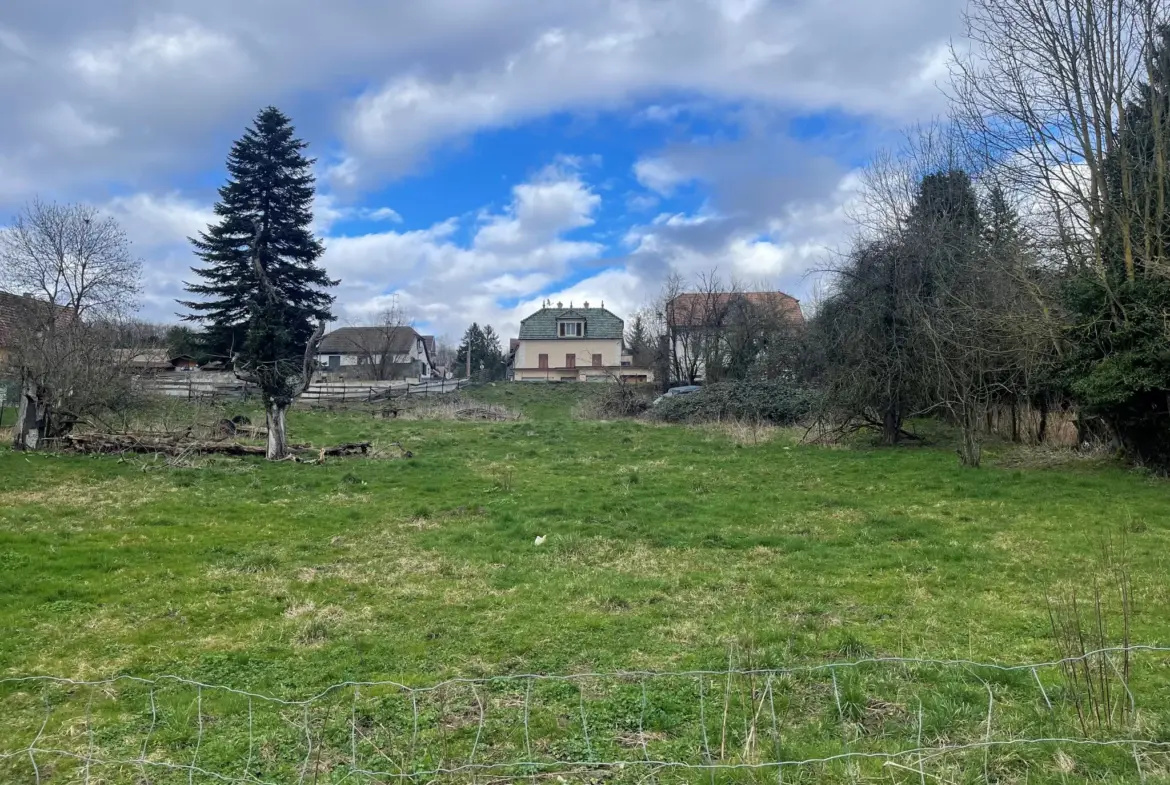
574,383 -> 653,420
1045,533 -> 1135,735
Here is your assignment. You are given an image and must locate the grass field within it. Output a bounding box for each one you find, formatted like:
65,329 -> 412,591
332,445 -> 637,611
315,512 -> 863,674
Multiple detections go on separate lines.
2,385 -> 1170,783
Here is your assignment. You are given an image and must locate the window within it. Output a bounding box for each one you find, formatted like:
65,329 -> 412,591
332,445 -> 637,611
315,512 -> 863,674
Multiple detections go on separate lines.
558,321 -> 583,337
538,354 -> 549,370
592,353 -> 603,367
566,354 -> 576,369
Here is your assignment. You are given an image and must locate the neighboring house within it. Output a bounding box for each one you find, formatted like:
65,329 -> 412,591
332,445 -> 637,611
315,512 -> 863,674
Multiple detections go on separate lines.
316,326 -> 436,380
0,290 -> 74,370
511,301 -> 654,383
666,291 -> 804,383
114,350 -> 200,373
0,290 -> 26,368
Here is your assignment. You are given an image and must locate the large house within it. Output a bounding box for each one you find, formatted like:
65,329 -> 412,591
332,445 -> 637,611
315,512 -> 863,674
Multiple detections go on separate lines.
510,302 -> 653,383
316,326 -> 436,380
0,290 -> 74,369
666,291 -> 804,382
0,290 -> 26,368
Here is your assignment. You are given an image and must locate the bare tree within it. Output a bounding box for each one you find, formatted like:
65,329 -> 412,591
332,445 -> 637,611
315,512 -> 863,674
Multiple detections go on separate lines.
662,270 -> 732,384
0,199 -> 141,318
951,0 -> 1166,276
1,200 -> 143,450
659,270 -> 802,384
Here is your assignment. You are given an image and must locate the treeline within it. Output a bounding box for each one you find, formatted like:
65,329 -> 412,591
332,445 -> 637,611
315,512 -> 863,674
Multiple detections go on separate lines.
808,1 -> 1170,469
622,1 -> 1170,470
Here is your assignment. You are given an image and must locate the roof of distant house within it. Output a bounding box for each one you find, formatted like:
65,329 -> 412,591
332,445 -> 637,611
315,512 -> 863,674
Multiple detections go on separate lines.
666,291 -> 803,328
113,349 -> 177,369
518,307 -> 624,340
317,326 -> 423,355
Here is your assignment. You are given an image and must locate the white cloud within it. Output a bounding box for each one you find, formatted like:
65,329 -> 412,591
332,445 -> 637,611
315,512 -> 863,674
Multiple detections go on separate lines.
36,103 -> 119,148
329,0 -> 961,182
634,158 -> 688,196
324,165 -> 604,321
102,192 -> 215,248
71,16 -> 246,87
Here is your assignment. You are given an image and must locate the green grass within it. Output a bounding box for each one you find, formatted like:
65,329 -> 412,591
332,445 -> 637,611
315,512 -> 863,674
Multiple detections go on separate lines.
464,379 -> 610,419
2,388 -> 1170,782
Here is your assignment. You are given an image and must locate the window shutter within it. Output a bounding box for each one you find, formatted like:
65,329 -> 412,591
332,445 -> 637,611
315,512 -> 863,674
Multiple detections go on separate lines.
566,354 -> 576,369
592,354 -> 602,367
538,354 -> 548,370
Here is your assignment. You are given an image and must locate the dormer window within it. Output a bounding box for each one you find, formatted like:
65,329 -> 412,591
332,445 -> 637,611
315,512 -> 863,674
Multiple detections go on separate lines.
558,321 -> 584,337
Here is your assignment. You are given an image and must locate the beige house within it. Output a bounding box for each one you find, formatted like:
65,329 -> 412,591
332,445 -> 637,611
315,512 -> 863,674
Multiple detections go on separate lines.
510,302 -> 653,383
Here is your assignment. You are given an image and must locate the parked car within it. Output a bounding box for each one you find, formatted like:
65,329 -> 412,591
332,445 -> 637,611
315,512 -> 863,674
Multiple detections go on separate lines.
652,385 -> 702,406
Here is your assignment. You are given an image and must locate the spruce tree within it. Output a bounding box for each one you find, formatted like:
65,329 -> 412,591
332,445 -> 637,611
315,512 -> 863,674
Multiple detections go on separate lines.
181,106 -> 335,358
455,323 -> 506,380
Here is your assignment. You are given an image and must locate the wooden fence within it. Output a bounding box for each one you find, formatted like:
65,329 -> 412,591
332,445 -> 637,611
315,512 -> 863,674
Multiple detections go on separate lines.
137,376 -> 469,404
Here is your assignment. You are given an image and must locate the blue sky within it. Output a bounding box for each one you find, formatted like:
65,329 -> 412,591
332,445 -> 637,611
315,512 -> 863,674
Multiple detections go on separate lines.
0,0 -> 963,343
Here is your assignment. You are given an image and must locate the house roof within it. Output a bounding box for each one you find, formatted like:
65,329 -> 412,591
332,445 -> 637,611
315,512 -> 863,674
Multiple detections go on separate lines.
0,290 -> 72,348
666,291 -> 804,328
113,349 -> 193,369
518,307 -> 624,340
112,349 -> 173,369
318,326 -> 422,355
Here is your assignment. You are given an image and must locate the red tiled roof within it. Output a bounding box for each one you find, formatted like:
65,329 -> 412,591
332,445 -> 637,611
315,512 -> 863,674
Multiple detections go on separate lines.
666,291 -> 803,328
0,290 -> 73,349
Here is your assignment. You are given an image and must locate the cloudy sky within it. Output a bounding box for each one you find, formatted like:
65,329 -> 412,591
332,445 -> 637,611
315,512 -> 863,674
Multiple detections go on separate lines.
0,0 -> 963,342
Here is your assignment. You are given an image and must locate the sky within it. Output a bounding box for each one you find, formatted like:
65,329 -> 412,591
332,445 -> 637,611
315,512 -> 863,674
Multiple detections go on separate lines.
0,0 -> 965,343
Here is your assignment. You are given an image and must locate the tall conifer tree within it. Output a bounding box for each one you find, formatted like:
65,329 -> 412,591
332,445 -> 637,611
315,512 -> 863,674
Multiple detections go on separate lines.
181,107 -> 335,357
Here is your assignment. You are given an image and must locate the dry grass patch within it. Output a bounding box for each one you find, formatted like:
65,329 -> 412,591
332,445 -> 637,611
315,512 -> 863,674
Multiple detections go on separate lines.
398,400 -> 521,422
995,443 -> 1117,470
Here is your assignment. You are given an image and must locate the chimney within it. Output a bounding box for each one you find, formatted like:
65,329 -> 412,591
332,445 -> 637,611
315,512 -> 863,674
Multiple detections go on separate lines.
583,300 -> 590,308
557,301 -> 563,308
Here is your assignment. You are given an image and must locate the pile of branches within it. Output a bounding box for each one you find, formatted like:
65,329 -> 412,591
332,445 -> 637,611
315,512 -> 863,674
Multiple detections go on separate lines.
63,432 -> 374,461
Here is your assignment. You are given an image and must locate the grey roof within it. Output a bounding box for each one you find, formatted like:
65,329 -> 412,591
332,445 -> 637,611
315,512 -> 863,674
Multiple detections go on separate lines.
318,326 -> 421,354
518,307 -> 624,340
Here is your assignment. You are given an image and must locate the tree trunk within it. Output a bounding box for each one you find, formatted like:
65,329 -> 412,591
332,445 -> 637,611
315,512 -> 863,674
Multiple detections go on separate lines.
881,405 -> 901,445
1010,397 -> 1020,443
12,380 -> 47,451
958,409 -> 983,468
959,426 -> 982,467
266,402 -> 290,460
1038,398 -> 1048,445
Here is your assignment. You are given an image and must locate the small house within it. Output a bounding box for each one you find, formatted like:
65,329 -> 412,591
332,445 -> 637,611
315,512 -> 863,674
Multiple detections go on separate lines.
316,326 -> 436,380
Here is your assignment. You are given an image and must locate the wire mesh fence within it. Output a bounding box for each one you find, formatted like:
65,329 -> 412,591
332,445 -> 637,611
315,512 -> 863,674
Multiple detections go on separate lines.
2,646 -> 1170,784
